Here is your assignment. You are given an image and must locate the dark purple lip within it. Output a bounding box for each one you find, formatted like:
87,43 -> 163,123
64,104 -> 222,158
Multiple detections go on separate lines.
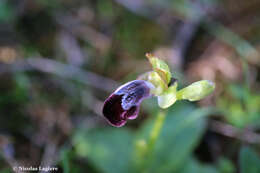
102,80 -> 152,127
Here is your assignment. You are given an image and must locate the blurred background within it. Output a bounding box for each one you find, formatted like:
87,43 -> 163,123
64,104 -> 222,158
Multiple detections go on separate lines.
0,0 -> 260,172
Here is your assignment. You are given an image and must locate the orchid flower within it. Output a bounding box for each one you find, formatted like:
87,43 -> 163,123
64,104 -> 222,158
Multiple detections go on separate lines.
103,53 -> 215,127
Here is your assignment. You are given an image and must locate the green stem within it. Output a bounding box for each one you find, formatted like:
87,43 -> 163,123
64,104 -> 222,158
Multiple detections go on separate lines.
148,110 -> 166,150
140,110 -> 167,173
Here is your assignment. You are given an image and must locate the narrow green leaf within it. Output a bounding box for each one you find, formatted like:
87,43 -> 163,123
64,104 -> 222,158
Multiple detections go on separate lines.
60,149 -> 70,173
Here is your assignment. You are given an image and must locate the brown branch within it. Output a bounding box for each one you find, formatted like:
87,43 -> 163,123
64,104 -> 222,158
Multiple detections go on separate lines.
0,57 -> 119,92
0,135 -> 20,172
209,120 -> 260,144
39,141 -> 58,173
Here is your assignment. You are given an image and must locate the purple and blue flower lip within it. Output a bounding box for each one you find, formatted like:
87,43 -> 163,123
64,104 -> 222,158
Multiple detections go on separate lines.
102,80 -> 154,127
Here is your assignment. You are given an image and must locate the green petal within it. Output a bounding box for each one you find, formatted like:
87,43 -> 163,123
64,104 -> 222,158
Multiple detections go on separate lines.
157,83 -> 177,109
177,80 -> 215,101
138,71 -> 167,96
146,53 -> 171,85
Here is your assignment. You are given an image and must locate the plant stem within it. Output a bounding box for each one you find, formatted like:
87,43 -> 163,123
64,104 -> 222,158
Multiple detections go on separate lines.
140,110 -> 167,173
148,111 -> 166,149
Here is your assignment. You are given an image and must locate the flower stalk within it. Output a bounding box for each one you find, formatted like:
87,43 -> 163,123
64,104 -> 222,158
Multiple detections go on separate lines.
137,110 -> 167,173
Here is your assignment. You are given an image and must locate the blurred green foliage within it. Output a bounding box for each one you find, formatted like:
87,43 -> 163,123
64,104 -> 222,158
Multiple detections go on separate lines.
0,0 -> 259,172
217,84 -> 260,127
239,146 -> 260,173
73,103 -> 220,173
0,0 -> 13,22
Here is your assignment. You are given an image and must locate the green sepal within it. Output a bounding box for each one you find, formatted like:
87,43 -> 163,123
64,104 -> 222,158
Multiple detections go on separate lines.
138,71 -> 167,96
146,53 -> 171,85
177,80 -> 215,101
